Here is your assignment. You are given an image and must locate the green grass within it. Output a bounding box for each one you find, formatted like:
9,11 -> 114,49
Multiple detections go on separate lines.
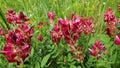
0,0 -> 120,33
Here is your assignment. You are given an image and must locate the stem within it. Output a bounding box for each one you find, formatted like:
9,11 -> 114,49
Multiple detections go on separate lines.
114,46 -> 118,68
47,60 -> 53,67
81,63 -> 85,68
20,62 -> 24,68
19,57 -> 24,68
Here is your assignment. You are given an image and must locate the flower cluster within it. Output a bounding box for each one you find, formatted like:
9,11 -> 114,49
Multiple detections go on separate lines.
89,40 -> 105,60
82,17 -> 94,35
104,7 -> 117,38
49,13 -> 94,62
114,33 -> 120,46
58,16 -> 82,46
50,13 -> 94,45
0,9 -> 34,65
6,8 -> 29,24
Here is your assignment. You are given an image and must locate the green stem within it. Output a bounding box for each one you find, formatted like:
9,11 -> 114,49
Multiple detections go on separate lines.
20,62 -> 24,68
114,46 -> 118,68
81,63 -> 85,68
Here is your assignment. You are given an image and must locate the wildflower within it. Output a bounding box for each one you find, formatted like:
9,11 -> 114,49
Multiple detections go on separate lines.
48,11 -> 55,21
38,22 -> 43,28
0,9 -> 34,65
48,11 -> 55,27
50,25 -> 62,45
6,8 -> 17,24
6,9 -> 29,24
89,40 -> 105,60
38,35 -> 43,42
104,7 -> 116,38
83,18 -> 94,35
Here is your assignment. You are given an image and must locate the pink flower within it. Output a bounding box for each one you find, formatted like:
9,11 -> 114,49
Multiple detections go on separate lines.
83,18 -> 94,35
0,29 -> 32,65
6,9 -> 29,24
57,14 -> 83,45
104,7 -> 116,38
38,35 -> 43,42
50,25 -> 62,45
118,19 -> 120,23
18,12 -> 29,22
104,7 -> 116,23
0,28 -> 5,35
89,40 -> 105,59
38,22 -> 43,28
88,48 -> 96,56
114,33 -> 120,45
118,5 -> 120,12
47,11 -> 55,21
0,9 -> 34,65
6,9 -> 17,24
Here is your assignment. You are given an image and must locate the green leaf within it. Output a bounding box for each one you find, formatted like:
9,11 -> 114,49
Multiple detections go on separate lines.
70,65 -> 76,68
7,63 -> 15,68
35,62 -> 40,68
41,54 -> 51,67
0,8 -> 10,30
30,47 -> 34,57
0,62 -> 4,68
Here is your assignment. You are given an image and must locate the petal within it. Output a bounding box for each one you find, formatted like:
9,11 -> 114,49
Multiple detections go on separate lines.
0,51 -> 16,57
114,36 -> 120,45
16,44 -> 30,52
4,45 -> 13,51
6,57 -> 17,63
38,35 -> 43,42
117,32 -> 120,38
98,45 -> 105,50
20,52 -> 29,60
88,48 -> 96,56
